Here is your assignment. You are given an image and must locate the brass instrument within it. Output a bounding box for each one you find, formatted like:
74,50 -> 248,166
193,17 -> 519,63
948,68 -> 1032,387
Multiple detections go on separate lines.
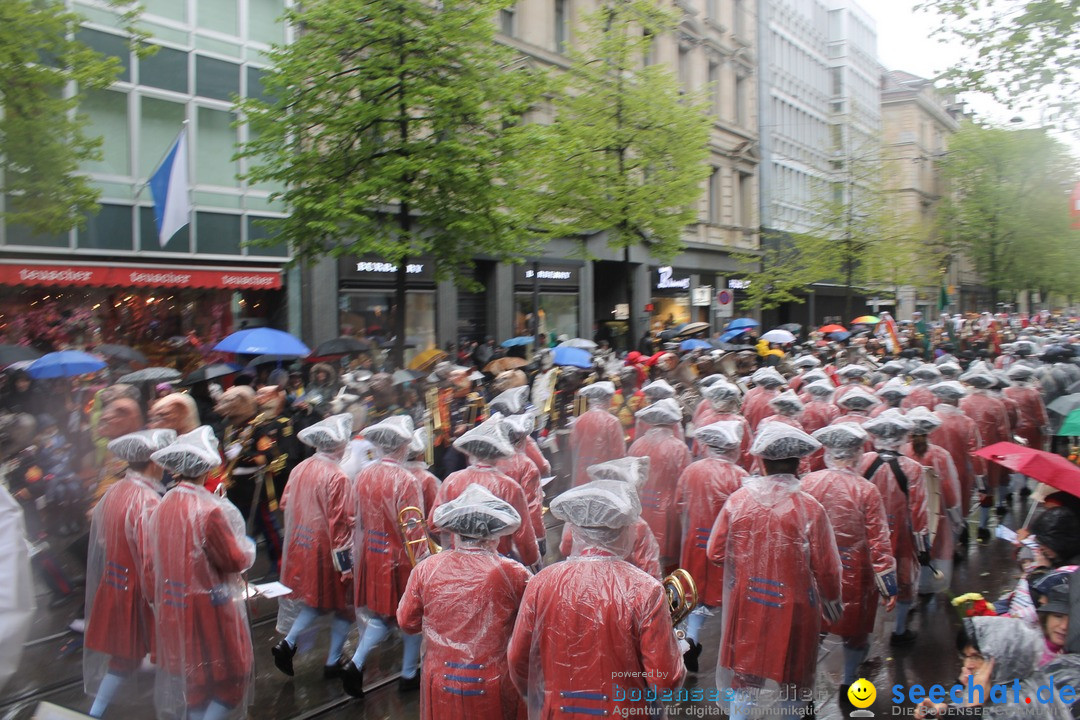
573,391 -> 589,418
398,506 -> 442,567
426,387 -> 443,432
663,568 -> 698,636
541,368 -> 561,417
464,392 -> 485,427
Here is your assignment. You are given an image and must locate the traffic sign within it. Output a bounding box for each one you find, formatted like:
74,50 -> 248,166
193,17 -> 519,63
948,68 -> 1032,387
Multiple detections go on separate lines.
716,289 -> 734,318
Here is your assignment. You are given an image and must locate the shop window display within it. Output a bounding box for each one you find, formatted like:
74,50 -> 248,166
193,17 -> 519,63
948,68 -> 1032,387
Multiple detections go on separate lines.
339,290 -> 436,364
650,296 -> 691,333
514,293 -> 578,341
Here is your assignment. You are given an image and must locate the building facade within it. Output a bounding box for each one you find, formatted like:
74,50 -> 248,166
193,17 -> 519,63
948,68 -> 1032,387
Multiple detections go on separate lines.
1,0 -> 296,360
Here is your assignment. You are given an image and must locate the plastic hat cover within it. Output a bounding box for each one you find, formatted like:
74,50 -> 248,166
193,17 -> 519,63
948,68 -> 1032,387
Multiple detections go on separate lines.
409,427 -> 427,456
586,456 -> 650,490
749,422 -> 821,460
634,397 -> 682,425
702,380 -> 741,403
793,355 -> 821,369
364,415 -> 415,450
453,412 -> 514,460
835,386 -> 879,410
911,364 -> 942,382
812,422 -> 868,451
502,413 -> 535,442
432,483 -> 522,539
937,362 -> 962,378
801,369 -> 828,385
642,379 -> 676,399
768,390 -> 804,414
150,426 -> 221,478
906,406 -> 942,435
962,371 -> 997,389
750,367 -> 786,388
837,364 -> 869,379
488,385 -> 530,415
108,428 -> 177,463
578,381 -> 616,400
863,409 -> 914,440
804,380 -> 836,398
693,420 -> 743,452
930,380 -> 967,400
875,377 -> 911,399
879,361 -> 906,375
699,374 -> 725,388
297,412 -> 353,451
550,479 -> 640,529
1007,364 -> 1036,381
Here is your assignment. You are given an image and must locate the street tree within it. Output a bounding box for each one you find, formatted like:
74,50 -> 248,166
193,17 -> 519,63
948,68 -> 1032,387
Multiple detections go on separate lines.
238,0 -> 546,364
528,0 -> 712,342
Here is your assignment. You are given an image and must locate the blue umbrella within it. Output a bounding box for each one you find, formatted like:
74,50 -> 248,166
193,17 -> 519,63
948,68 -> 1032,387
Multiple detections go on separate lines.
213,328 -> 310,356
726,318 -> 759,330
26,350 -> 106,379
680,338 -> 712,351
552,346 -> 592,369
501,336 -> 534,348
827,331 -> 852,341
719,327 -> 752,343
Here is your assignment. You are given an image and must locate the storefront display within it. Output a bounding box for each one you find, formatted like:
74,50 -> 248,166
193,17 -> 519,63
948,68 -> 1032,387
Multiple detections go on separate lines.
650,266 -> 692,332
337,256 -> 437,362
513,263 -> 580,342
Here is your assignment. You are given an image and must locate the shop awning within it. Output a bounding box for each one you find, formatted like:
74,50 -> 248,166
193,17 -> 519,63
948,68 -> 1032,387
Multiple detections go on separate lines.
0,261 -> 282,290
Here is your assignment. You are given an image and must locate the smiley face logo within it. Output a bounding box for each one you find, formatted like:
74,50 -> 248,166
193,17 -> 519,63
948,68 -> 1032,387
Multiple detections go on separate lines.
848,678 -> 876,709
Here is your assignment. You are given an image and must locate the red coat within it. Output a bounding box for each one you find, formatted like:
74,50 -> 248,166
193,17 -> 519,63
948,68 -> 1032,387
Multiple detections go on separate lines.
524,436 -> 551,478
1004,385 -> 1049,450
559,518 -> 661,579
832,383 -> 868,411
568,409 -> 626,487
800,468 -> 893,639
706,475 -> 842,697
676,457 -> 747,606
901,386 -> 937,411
280,453 -> 355,615
931,404 -> 985,509
742,387 -> 779,432
406,461 -> 440,514
398,546 -> 530,720
85,472 -> 161,681
432,465 -> 540,567
146,483 -> 256,712
496,452 -> 545,540
961,392 -> 1011,489
902,443 -> 961,561
857,452 -> 929,602
353,459 -> 426,618
507,550 -> 685,719
628,428 -> 692,565
801,400 -> 839,434
692,410 -> 752,470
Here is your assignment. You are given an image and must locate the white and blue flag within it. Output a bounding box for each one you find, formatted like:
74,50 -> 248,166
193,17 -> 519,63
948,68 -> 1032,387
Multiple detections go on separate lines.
149,129 -> 190,248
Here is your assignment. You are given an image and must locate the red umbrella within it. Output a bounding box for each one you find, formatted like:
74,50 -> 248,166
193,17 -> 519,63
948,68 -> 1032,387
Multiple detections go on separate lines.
818,324 -> 847,333
973,441 -> 1080,497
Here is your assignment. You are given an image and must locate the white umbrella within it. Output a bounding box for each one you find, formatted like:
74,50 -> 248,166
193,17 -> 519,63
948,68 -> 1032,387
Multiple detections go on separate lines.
760,329 -> 797,345
558,338 -> 598,351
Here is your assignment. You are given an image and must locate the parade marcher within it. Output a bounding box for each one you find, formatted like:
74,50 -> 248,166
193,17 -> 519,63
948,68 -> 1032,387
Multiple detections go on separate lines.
612,365 -> 643,445
676,421 -> 748,672
937,361 -> 962,380
441,368 -> 490,476
84,429 -> 175,718
405,428 -> 440,514
216,386 -> 287,577
858,411 -> 930,646
398,484 -> 531,720
787,355 -> 821,395
960,368 -> 1012,517
903,406 -> 963,594
430,414 -> 540,568
929,380 -> 986,545
1005,364 -> 1050,451
254,384 -> 301,473
800,380 -> 840,433
508,480 -> 685,719
628,398 -> 691,571
495,413 -> 545,558
0,462 -> 33,693
487,385 -> 530,420
147,427 -> 257,720
148,393 -> 200,435
706,423 -> 842,719
832,364 -> 872,409
802,423 -> 896,691
558,456 -> 662,579
795,368 -> 830,404
634,378 -> 684,440
873,377 -> 910,417
92,397 -> 146,506
692,380 -> 752,468
742,367 -> 786,432
568,381 -> 625,487
343,415 -> 424,697
271,414 -> 356,680
834,386 -> 880,427
689,373 -> 725,429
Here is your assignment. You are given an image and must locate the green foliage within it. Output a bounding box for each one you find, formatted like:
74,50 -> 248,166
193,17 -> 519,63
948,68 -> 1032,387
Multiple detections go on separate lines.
937,121 -> 1078,301
528,0 -> 712,261
0,0 -> 131,234
237,0 -> 546,285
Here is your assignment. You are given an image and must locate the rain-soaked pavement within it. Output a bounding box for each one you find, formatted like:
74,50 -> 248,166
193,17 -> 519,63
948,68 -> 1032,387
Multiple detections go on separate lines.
1,491 -> 1028,720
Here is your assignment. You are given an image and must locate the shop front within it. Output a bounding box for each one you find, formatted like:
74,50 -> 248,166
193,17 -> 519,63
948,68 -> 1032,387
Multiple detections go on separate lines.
513,263 -> 581,344
337,256 -> 437,361
649,265 -> 694,333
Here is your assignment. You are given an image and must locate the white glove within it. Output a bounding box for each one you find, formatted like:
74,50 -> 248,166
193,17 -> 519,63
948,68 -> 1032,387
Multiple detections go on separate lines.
225,443 -> 242,461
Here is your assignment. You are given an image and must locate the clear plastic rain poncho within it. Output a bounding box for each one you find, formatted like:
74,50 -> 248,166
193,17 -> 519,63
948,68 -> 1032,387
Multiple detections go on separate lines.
0,484 -> 34,693
488,385 -> 530,417
863,410 -> 913,452
767,390 -> 804,417
902,407 -> 961,589
146,427 -> 257,720
296,412 -> 353,453
930,380 -> 967,403
835,386 -> 880,413
910,364 -> 942,383
937,362 -> 962,379
837,364 -> 870,382
813,422 -> 869,462
804,380 -> 836,400
703,380 -> 742,411
800,369 -> 829,387
694,381 -> 752,464
453,413 -> 515,461
569,382 -> 626,488
495,414 -> 544,542
903,365 -> 944,411
959,373 -> 1011,490
751,367 -> 787,388
699,373 -> 726,388
1004,366 -> 1050,449
905,406 -> 942,436
508,480 -> 685,719
85,430 -> 176,705
642,378 -> 676,401
793,355 -> 821,370
397,484 -> 530,720
876,377 -> 910,403
707,428 -> 841,715
365,415 -> 416,452
629,398 -> 692,566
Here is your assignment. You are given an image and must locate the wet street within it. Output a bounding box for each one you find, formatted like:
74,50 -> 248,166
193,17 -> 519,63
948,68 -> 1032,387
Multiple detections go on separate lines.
2,494 -> 1025,720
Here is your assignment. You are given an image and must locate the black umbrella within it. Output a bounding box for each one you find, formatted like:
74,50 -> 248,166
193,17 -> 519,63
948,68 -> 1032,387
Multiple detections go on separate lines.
675,322 -> 711,338
95,344 -> 148,364
380,340 -> 417,350
245,354 -> 299,368
314,337 -> 370,356
0,345 -> 41,367
778,323 -> 802,334
118,367 -> 182,384
178,363 -> 242,386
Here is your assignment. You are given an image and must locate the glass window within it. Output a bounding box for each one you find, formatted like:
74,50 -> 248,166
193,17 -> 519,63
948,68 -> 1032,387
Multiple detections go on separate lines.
554,0 -> 567,53
708,167 -> 720,224
195,55 -> 240,101
139,97 -> 186,177
82,90 -> 130,176
4,217 -> 68,248
246,66 -> 271,102
339,290 -> 436,364
139,45 -> 188,93
197,211 -> 242,254
143,0 -> 186,22
79,204 -> 133,250
196,107 -> 237,186
246,216 -> 287,256
514,293 -> 578,339
77,29 -> 131,82
248,0 -> 286,45
140,205 -> 190,251
499,7 -> 515,36
199,0 -> 238,36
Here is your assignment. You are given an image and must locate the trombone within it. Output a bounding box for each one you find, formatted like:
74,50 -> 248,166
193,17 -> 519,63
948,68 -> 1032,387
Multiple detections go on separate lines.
398,506 -> 442,567
663,568 -> 698,637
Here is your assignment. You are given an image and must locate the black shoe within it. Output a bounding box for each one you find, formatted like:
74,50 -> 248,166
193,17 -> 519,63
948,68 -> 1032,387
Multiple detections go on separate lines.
683,639 -> 702,673
1020,486 -> 1032,499
890,629 -> 918,646
341,660 -> 365,698
838,684 -> 852,708
323,656 -> 347,679
977,527 -> 991,543
271,639 -> 296,677
995,504 -> 1008,518
398,672 -> 421,692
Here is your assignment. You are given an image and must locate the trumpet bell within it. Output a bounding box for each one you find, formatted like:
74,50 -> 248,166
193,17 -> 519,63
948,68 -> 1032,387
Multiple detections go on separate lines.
663,568 -> 698,629
398,505 -> 442,567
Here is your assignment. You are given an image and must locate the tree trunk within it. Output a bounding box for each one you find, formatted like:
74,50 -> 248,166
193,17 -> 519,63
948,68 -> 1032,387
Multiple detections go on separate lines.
624,244 -> 635,352
394,203 -> 410,370
844,258 -> 854,321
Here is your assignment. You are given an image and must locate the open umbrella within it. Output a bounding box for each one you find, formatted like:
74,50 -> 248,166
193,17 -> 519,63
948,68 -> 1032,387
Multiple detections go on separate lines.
1048,394 -> 1080,417
819,324 -> 847,333
726,318 -> 759,330
558,338 -> 598,351
118,367 -> 182,384
552,346 -> 592,369
851,315 -> 880,326
720,327 -> 752,343
313,337 -> 370,356
179,363 -> 242,386
214,328 -> 310,357
974,441 -> 1080,497
500,336 -> 534,348
760,329 -> 797,344
485,356 -> 528,374
407,348 -> 449,372
26,350 -> 107,379
95,344 -> 148,365
676,322 -> 711,338
778,323 -> 802,334
245,354 -> 299,368
1058,409 -> 1080,436
0,345 -> 41,366
827,331 -> 852,341
680,338 -> 713,351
